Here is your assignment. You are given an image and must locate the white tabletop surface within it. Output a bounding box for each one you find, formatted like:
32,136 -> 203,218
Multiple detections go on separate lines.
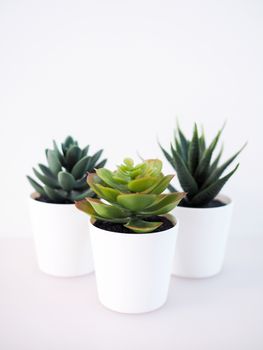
0,236 -> 262,350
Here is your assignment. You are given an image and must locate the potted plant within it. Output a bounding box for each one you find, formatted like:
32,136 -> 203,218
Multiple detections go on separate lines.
159,123 -> 246,278
75,158 -> 185,313
27,136 -> 106,277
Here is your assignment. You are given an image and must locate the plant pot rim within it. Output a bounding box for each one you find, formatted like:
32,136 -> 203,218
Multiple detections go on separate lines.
29,192 -> 74,206
90,213 -> 177,236
178,193 -> 232,211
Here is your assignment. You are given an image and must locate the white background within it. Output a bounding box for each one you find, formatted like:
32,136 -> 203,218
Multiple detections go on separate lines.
0,0 -> 262,237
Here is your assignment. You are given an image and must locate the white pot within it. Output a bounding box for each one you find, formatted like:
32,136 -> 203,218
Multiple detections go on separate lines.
28,193 -> 94,277
89,214 -> 178,314
172,194 -> 233,278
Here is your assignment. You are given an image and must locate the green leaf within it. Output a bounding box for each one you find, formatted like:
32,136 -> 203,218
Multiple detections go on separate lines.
188,123 -> 199,173
52,140 -> 64,165
38,164 -> 56,178
74,175 -> 88,190
191,164 -> 239,205
70,188 -> 94,201
128,177 -> 157,192
176,122 -> 189,160
194,125 -> 224,184
58,171 -> 75,191
158,142 -> 176,171
26,176 -> 46,196
209,145 -> 224,175
88,149 -> 104,170
170,148 -> 198,196
96,168 -> 127,191
75,199 -> 96,216
142,193 -> 186,212
124,218 -> 162,233
33,168 -> 59,189
117,194 -> 156,211
66,146 -> 82,170
94,158 -> 107,169
87,198 -> 128,219
43,186 -> 67,203
47,150 -> 61,175
144,159 -> 162,177
81,145 -> 90,157
93,184 -> 122,203
71,156 -> 90,179
64,136 -> 74,148
203,142 -> 247,188
144,175 -> 174,194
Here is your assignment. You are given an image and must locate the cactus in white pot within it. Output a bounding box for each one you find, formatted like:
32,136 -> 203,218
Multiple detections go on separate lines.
27,136 -> 106,277
160,122 -> 246,278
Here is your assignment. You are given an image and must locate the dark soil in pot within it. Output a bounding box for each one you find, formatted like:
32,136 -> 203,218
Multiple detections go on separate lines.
179,199 -> 226,208
34,196 -> 72,204
94,216 -> 174,234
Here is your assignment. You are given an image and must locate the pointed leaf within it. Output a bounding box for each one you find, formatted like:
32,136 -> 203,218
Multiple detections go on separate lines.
142,192 -> 186,212
158,142 -> 176,171
117,194 -> 156,211
43,186 -> 67,203
87,198 -> 128,219
188,123 -> 200,173
66,146 -> 82,170
169,149 -> 198,196
191,164 -> 239,205
38,164 -> 56,178
47,150 -> 61,175
94,158 -> 107,169
75,199 -> 96,216
93,184 -> 122,203
81,145 -> 90,157
27,176 -> 46,196
52,140 -> 64,165
95,168 -> 127,191
144,175 -> 174,194
128,177 -> 157,192
70,188 -> 94,201
204,142 -> 247,187
124,218 -> 162,233
58,171 -> 75,191
194,125 -> 224,184
71,156 -> 90,179
33,168 -> 59,189
88,149 -> 104,170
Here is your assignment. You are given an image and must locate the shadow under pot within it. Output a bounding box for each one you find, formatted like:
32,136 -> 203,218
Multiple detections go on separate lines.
89,214 -> 179,314
28,193 -> 93,277
172,194 -> 233,278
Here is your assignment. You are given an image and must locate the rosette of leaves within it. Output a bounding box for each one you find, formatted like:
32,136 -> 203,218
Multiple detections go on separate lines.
159,122 -> 246,207
27,136 -> 107,203
75,158 -> 185,233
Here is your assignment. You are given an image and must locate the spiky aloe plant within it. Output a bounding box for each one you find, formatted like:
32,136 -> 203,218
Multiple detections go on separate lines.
27,136 -> 107,203
75,158 -> 185,233
159,123 -> 246,207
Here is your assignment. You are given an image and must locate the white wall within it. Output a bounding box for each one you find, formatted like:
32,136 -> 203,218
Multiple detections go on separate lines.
0,0 -> 262,237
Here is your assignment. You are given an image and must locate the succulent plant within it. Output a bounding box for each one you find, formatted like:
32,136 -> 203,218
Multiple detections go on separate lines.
75,158 -> 185,233
27,136 -> 107,204
159,122 -> 246,207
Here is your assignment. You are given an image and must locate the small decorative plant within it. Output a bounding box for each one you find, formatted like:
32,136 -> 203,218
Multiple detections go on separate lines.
27,136 -> 107,203
159,123 -> 246,207
75,158 -> 185,233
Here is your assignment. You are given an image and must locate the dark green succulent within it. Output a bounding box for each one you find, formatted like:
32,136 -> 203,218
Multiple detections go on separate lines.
75,158 -> 185,233
27,136 -> 107,203
159,122 -> 246,207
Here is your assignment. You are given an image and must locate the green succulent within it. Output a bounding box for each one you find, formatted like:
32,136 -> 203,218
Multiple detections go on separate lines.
159,122 -> 246,207
27,136 -> 107,204
75,158 -> 185,233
